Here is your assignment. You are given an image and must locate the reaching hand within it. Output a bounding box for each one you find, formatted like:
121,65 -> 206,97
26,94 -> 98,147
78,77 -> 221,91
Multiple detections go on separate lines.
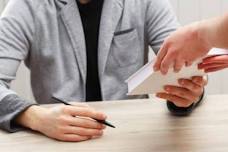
154,22 -> 211,75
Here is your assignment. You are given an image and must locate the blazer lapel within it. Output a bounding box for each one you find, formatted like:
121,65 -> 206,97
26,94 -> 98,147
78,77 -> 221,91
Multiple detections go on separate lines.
57,0 -> 124,83
98,0 -> 124,77
58,0 -> 87,84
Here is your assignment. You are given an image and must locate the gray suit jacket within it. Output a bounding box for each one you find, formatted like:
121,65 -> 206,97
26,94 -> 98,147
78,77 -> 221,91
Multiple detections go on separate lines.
0,0 -> 178,131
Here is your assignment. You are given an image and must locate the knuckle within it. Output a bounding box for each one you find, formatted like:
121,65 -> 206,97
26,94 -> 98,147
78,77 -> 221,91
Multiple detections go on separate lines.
57,116 -> 68,125
165,39 -> 172,47
78,128 -> 86,135
169,48 -> 177,55
56,126 -> 65,133
161,62 -> 169,69
62,106 -> 70,114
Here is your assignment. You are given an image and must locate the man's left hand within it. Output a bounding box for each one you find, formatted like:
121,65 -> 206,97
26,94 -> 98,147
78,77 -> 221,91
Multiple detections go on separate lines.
156,76 -> 207,107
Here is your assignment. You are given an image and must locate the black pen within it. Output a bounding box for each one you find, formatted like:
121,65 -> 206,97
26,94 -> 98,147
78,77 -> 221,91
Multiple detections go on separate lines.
52,96 -> 116,128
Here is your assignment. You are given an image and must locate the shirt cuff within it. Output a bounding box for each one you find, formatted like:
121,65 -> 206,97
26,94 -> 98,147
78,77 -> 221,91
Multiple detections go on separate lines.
167,89 -> 205,116
0,94 -> 37,132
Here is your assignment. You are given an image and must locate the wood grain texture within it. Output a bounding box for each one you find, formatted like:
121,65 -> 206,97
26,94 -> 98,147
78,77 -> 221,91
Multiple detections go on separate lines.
1,95 -> 228,152
0,0 -> 228,101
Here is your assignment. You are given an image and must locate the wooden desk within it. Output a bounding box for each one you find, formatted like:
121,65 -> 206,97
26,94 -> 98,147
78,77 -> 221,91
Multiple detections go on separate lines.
1,95 -> 228,152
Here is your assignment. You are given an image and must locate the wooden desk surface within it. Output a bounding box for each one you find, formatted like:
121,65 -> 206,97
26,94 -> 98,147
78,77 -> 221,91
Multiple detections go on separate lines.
1,95 -> 228,152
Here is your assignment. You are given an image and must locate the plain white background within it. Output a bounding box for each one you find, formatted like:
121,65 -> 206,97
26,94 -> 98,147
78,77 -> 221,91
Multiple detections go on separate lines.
0,0 -> 228,101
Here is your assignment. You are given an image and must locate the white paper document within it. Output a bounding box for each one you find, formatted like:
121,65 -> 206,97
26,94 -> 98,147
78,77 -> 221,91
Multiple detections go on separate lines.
126,48 -> 228,95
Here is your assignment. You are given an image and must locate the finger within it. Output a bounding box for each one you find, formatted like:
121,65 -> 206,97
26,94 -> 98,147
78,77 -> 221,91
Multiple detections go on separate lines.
205,66 -> 228,73
164,85 -> 196,102
156,93 -> 193,107
203,55 -> 228,64
198,62 -> 228,70
191,76 -> 206,87
174,59 -> 185,73
65,116 -> 106,129
178,79 -> 202,95
160,51 -> 175,75
63,126 -> 104,137
65,107 -> 107,120
154,43 -> 169,71
61,134 -> 91,142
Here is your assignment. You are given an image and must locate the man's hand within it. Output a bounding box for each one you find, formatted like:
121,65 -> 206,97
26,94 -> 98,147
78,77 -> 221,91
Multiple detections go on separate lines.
16,103 -> 107,142
153,22 -> 211,75
156,76 -> 207,107
199,55 -> 228,73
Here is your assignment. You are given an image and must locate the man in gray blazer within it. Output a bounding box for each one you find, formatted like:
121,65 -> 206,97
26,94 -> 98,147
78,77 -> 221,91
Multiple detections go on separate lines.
0,0 -> 207,142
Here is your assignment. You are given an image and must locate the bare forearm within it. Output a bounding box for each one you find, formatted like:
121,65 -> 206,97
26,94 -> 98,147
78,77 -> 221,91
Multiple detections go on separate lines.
214,13 -> 228,48
199,13 -> 228,49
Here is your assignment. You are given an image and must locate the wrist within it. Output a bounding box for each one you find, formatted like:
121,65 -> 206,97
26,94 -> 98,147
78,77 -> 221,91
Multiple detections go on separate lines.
15,105 -> 47,131
195,21 -> 213,51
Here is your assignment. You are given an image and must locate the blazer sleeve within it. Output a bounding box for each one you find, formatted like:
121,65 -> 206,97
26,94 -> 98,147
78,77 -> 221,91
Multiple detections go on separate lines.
0,0 -> 36,132
145,0 -> 180,54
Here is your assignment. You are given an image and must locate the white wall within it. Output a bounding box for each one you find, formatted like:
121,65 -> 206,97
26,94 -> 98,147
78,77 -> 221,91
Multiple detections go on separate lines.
0,0 -> 227,102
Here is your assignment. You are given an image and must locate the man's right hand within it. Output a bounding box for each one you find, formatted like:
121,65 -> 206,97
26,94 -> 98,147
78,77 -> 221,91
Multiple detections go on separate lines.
15,103 -> 107,142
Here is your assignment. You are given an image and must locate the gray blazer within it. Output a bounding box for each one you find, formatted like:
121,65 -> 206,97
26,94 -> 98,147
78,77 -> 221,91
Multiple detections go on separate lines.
0,0 -> 178,131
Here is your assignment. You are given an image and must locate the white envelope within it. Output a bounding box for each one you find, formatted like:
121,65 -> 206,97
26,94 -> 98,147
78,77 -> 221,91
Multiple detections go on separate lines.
126,48 -> 228,95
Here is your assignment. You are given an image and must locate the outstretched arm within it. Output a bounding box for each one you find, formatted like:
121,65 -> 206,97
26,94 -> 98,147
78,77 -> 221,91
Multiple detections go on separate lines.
153,13 -> 228,74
